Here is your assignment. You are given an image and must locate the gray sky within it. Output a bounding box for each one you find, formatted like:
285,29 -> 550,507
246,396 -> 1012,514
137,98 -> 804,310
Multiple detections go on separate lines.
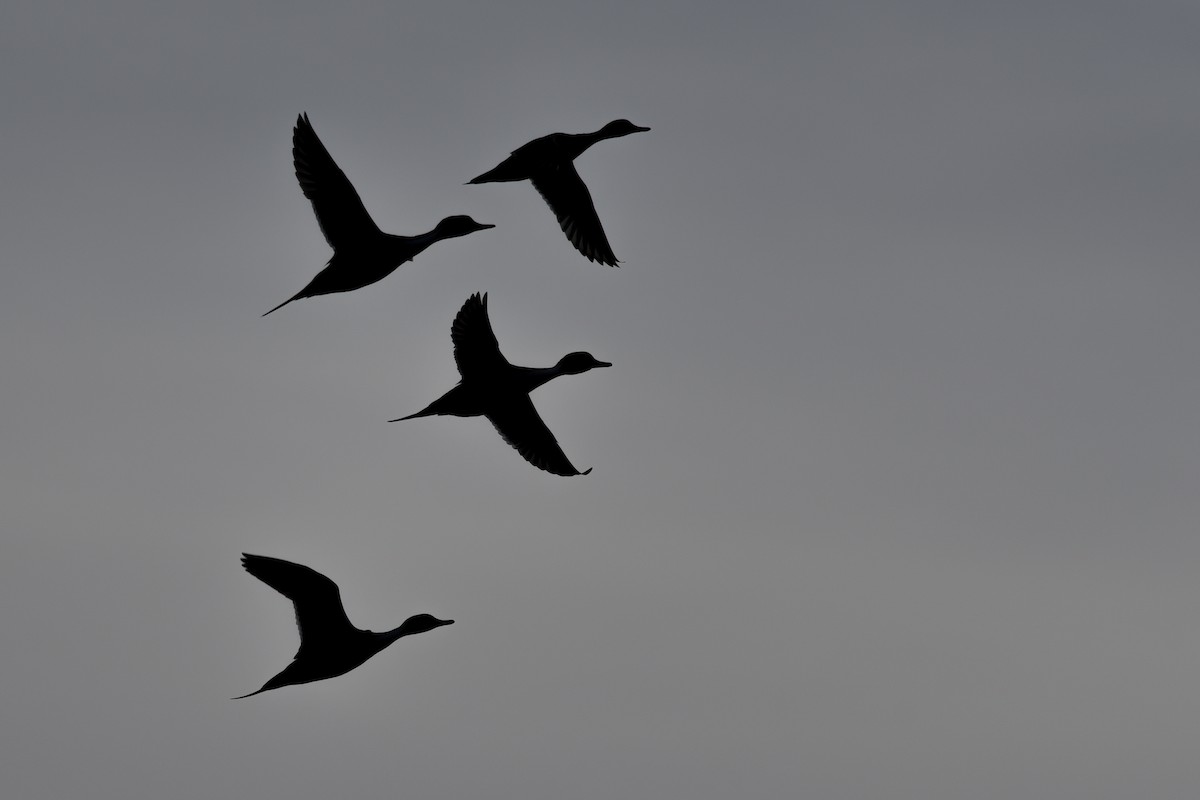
3,1 -> 1200,798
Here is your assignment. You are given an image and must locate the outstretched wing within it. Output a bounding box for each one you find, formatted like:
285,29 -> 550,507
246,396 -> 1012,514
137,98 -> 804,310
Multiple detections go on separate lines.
486,396 -> 591,476
529,164 -> 619,266
241,554 -> 356,656
292,113 -> 382,249
452,292 -> 509,379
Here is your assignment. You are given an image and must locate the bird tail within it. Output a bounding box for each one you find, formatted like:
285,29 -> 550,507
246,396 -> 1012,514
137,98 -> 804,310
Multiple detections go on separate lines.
387,408 -> 434,423
466,163 -> 525,184
262,291 -> 304,317
233,667 -> 294,699
388,388 -> 468,422
390,384 -> 473,422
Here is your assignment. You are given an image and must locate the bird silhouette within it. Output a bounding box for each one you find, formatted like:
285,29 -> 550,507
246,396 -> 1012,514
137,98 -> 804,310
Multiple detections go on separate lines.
264,113 -> 494,316
235,554 -> 453,698
467,119 -> 649,266
391,292 -> 611,476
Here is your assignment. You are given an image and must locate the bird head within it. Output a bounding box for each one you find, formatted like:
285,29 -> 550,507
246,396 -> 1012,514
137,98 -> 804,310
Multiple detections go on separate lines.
556,352 -> 612,375
398,613 -> 455,637
434,215 -> 495,238
599,119 -> 651,138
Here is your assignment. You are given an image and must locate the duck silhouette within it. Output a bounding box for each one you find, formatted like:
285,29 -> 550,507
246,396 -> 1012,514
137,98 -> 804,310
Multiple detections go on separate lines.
264,113 -> 494,316
235,554 -> 453,698
391,292 -> 610,476
467,119 -> 649,266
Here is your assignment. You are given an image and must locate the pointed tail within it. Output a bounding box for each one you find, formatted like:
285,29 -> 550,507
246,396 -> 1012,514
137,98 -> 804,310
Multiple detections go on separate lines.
262,292 -> 303,317
389,387 -> 464,422
387,409 -> 433,423
466,163 -> 525,184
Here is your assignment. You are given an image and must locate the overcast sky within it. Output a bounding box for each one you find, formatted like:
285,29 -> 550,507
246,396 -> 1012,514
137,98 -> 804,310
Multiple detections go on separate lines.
3,2 -> 1200,798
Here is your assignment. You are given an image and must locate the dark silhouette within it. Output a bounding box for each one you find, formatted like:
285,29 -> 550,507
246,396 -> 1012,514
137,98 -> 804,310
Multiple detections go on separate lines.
391,292 -> 610,476
467,119 -> 649,266
235,554 -> 453,698
264,113 -> 494,316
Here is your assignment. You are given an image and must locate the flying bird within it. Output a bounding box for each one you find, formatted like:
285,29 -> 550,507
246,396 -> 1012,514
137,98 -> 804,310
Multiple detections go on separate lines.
391,292 -> 611,476
235,554 -> 453,698
467,119 -> 649,266
264,113 -> 494,316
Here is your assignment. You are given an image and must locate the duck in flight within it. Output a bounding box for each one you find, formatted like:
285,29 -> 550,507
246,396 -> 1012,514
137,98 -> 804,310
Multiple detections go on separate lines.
467,119 -> 649,267
264,113 -> 494,316
391,292 -> 611,476
235,554 -> 453,698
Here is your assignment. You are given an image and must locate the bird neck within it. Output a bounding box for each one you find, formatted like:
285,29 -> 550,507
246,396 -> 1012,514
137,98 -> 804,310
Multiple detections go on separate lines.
387,230 -> 440,259
515,365 -> 563,394
375,626 -> 410,646
559,129 -> 611,160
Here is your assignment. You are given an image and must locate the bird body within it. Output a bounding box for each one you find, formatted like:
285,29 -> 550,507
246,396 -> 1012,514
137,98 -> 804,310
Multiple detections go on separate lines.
264,114 -> 493,316
392,293 -> 611,476
468,119 -> 649,266
235,554 -> 453,698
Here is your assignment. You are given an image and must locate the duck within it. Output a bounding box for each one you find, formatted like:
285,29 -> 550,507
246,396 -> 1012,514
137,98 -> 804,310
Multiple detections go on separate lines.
264,113 -> 494,316
235,554 -> 453,698
391,292 -> 610,476
467,119 -> 649,267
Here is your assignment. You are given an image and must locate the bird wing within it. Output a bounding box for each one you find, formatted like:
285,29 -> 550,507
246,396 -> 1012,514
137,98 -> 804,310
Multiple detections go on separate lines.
486,395 -> 590,476
292,113 -> 382,249
452,292 -> 509,379
529,163 -> 619,266
241,554 -> 356,657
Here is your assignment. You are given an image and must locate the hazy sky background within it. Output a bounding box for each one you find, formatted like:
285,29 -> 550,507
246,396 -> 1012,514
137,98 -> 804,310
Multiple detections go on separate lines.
3,1 -> 1200,798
